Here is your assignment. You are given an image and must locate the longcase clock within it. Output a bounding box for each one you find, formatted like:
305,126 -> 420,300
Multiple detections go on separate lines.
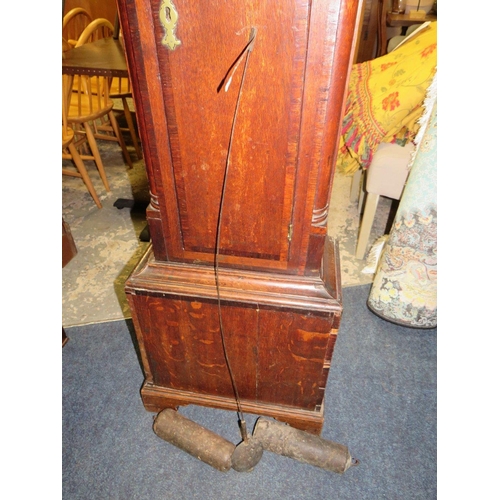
118,0 -> 360,434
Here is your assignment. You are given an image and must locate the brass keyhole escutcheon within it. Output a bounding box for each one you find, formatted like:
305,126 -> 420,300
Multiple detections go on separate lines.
159,0 -> 181,50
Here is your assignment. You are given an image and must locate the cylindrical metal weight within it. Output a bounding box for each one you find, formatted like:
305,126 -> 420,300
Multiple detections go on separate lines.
153,408 -> 236,472
231,438 -> 264,472
253,417 -> 356,473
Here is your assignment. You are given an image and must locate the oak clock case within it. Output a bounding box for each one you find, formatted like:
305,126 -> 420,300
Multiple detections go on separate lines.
118,0 -> 359,434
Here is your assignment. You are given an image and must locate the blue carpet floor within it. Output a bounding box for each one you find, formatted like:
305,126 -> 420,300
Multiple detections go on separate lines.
62,284 -> 437,499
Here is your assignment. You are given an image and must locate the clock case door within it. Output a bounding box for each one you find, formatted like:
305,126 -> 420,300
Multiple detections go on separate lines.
118,0 -> 359,276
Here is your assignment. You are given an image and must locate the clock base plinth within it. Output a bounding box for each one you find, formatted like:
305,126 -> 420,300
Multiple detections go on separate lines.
141,382 -> 325,435
126,238 -> 342,436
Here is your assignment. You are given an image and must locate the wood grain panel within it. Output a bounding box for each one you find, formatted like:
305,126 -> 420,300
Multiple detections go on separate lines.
119,0 -> 359,273
135,295 -> 259,399
151,0 -> 309,261
131,292 -> 335,412
256,312 -> 333,409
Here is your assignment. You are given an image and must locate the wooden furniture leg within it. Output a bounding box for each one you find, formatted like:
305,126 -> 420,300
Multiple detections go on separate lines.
356,192 -> 380,259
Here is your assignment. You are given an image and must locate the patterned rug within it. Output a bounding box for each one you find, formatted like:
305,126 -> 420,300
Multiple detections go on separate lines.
62,142 -> 392,327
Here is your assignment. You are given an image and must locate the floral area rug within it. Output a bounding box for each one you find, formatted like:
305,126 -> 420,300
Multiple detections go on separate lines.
62,141 -> 392,327
62,141 -> 150,327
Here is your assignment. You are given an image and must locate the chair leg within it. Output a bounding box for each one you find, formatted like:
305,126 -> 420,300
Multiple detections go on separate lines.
350,168 -> 362,203
122,98 -> 142,160
83,121 -> 111,192
357,169 -> 367,216
108,110 -> 134,169
358,188 -> 366,216
68,142 -> 102,209
356,192 -> 380,260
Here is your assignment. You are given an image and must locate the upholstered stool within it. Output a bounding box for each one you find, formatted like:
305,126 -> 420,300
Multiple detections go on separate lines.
355,142 -> 414,259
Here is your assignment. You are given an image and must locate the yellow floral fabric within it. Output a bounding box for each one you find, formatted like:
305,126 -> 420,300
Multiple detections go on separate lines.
337,22 -> 437,175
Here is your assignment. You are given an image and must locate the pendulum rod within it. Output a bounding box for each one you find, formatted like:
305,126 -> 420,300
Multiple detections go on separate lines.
214,27 -> 257,443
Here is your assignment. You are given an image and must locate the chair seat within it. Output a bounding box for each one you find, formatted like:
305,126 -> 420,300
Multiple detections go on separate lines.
366,142 -> 414,200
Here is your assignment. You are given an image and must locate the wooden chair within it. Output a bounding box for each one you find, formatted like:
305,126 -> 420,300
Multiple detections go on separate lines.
109,71 -> 143,160
62,37 -> 72,53
67,69 -> 133,190
62,7 -> 93,48
62,74 -> 102,208
76,18 -> 142,160
75,17 -> 114,45
74,18 -> 134,168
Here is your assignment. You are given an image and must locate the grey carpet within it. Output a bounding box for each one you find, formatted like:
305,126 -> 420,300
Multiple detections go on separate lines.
62,284 -> 436,499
